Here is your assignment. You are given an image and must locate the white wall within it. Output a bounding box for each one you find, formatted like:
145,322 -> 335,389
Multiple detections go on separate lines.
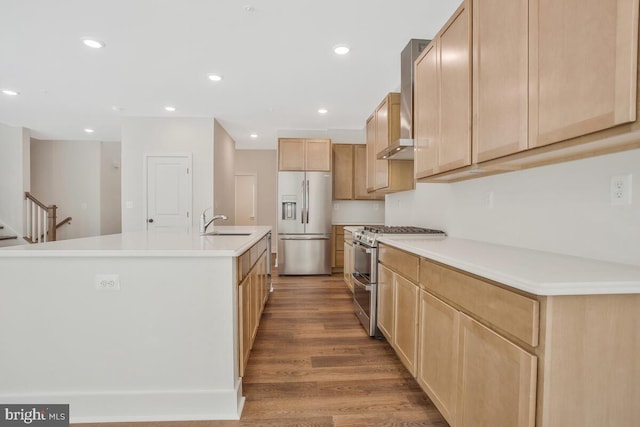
0,123 -> 29,234
214,120 -> 236,224
121,118 -> 214,232
31,139 -> 102,240
386,149 -> 640,266
332,200 -> 384,224
100,141 -> 122,235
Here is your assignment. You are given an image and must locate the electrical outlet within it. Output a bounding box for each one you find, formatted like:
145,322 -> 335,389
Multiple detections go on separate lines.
610,174 -> 632,206
95,274 -> 120,291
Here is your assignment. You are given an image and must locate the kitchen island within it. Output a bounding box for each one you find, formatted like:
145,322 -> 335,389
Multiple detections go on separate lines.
376,236 -> 640,427
0,226 -> 271,424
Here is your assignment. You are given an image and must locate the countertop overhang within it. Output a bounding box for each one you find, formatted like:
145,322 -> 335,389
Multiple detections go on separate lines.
0,226 -> 272,258
377,236 -> 640,296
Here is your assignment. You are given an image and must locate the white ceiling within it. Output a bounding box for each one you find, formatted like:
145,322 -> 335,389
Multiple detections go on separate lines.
0,0 -> 460,149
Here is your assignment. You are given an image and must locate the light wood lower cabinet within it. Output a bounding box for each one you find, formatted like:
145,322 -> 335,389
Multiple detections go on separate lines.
343,240 -> 353,293
418,290 -> 460,425
457,313 -> 537,427
393,274 -> 419,376
377,264 -> 395,341
238,245 -> 269,377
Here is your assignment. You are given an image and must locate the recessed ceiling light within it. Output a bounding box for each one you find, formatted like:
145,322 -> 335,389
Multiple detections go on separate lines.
243,5 -> 255,13
333,44 -> 350,55
111,106 -> 124,112
1,89 -> 19,96
318,108 -> 328,114
82,38 -> 105,49
84,128 -> 95,134
250,133 -> 258,139
164,106 -> 176,112
208,74 -> 223,82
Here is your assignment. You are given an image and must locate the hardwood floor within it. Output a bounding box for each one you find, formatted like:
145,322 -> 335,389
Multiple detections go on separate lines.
73,272 -> 448,427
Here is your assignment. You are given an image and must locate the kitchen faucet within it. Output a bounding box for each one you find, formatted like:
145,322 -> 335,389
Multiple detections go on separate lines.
200,210 -> 228,234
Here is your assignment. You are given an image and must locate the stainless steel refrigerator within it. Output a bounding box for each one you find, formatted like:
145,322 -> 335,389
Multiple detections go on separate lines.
277,171 -> 332,275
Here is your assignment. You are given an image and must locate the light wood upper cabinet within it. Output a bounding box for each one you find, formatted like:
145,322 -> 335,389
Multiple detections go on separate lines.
472,0 -> 529,162
439,2 -> 472,173
414,1 -> 471,180
332,144 -> 383,201
414,41 -> 440,179
365,93 -> 413,193
529,0 -> 638,148
354,145 -> 384,200
332,144 -> 354,200
278,138 -> 331,171
365,115 -> 376,192
457,314 -> 537,427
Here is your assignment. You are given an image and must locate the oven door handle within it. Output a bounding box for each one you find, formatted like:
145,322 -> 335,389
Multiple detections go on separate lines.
352,273 -> 372,291
352,240 -> 373,253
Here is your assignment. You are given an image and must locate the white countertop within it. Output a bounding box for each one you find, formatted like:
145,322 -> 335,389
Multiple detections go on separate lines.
377,236 -> 640,296
0,226 -> 271,257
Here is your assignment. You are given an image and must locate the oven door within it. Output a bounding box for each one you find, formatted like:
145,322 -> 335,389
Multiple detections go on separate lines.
352,240 -> 377,284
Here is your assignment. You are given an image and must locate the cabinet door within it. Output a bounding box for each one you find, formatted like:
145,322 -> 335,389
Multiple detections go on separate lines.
343,241 -> 353,293
393,274 -> 419,376
354,145 -> 383,200
439,2 -> 472,173
414,41 -> 440,179
374,100 -> 390,189
530,0 -> 638,148
365,115 -> 376,192
238,276 -> 252,376
278,139 -> 305,171
473,0 -> 528,162
457,314 -> 537,427
332,144 -> 354,199
305,139 -> 332,171
377,264 -> 395,341
417,290 -> 460,426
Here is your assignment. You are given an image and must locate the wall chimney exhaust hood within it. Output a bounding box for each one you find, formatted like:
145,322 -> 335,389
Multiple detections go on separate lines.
377,38 -> 431,161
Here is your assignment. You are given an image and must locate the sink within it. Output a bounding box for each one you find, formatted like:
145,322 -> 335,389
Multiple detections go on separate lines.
203,231 -> 252,236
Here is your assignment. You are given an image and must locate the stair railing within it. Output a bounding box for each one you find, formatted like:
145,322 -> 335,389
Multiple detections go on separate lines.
24,192 -> 57,243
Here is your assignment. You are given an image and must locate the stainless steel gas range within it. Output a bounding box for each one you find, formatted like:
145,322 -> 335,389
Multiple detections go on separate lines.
351,225 -> 446,337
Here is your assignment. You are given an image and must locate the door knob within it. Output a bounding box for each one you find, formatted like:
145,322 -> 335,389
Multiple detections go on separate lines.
148,218 -> 154,223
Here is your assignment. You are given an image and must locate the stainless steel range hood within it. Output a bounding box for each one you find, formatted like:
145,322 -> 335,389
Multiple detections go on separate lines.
377,39 -> 431,161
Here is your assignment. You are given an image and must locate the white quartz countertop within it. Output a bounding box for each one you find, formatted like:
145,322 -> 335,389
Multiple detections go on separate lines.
377,236 -> 640,296
0,226 -> 272,257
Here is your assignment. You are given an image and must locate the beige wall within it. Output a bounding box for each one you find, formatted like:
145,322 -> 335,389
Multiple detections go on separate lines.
213,119 -> 236,224
121,117 -> 214,232
31,139 -> 102,239
234,149 -> 277,250
100,141 -> 122,235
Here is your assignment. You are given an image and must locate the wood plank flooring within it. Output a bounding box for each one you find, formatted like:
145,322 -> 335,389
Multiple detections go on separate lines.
73,272 -> 448,427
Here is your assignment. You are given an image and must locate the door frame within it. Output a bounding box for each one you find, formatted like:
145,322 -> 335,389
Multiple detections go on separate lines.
143,153 -> 193,230
234,173 -> 258,225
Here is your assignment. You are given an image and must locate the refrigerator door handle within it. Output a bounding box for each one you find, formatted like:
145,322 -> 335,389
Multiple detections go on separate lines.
306,179 -> 310,224
301,179 -> 306,224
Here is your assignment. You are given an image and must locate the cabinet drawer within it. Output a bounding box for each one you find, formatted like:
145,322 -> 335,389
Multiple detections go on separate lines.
420,258 -> 539,347
379,244 -> 420,283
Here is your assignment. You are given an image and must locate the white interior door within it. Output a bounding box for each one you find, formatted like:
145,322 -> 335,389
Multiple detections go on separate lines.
146,155 -> 191,230
235,174 -> 257,226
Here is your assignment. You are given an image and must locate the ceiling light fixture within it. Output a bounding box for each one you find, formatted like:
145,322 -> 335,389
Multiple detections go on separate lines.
318,108 -> 328,114
1,89 -> 19,96
164,106 -> 176,112
208,74 -> 223,82
333,44 -> 350,55
84,128 -> 95,134
82,38 -> 105,49
243,5 -> 255,13
250,133 -> 258,139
